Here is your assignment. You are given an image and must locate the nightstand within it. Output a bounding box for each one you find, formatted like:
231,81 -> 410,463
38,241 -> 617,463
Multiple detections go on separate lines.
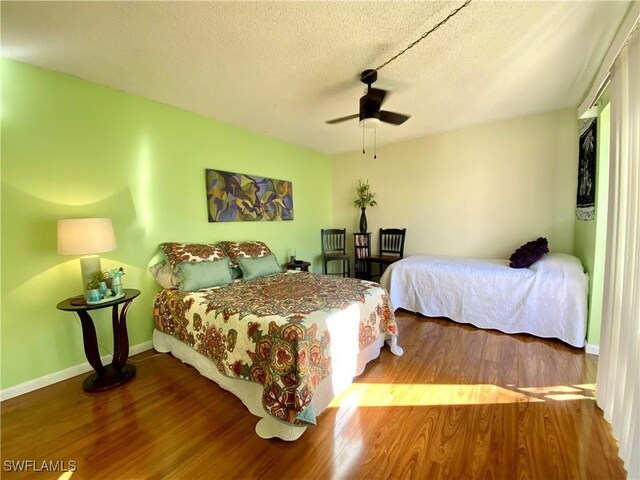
284,260 -> 311,272
56,288 -> 140,392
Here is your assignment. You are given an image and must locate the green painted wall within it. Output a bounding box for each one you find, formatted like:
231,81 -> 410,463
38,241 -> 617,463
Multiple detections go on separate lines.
573,101 -> 610,346
0,60 -> 332,390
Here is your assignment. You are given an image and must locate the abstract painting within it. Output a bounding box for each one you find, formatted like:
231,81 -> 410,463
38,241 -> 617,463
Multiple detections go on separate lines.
205,169 -> 294,222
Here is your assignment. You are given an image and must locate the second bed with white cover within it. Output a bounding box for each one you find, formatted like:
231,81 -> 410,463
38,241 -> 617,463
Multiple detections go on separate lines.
380,253 -> 588,347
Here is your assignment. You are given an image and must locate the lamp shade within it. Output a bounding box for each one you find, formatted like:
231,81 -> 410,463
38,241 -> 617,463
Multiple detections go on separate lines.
57,218 -> 117,256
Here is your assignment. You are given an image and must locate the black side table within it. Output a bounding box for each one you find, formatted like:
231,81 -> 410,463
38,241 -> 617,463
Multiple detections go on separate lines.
57,288 -> 140,392
284,260 -> 311,272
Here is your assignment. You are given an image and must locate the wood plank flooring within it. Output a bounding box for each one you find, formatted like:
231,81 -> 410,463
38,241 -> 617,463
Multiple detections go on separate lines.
1,311 -> 627,479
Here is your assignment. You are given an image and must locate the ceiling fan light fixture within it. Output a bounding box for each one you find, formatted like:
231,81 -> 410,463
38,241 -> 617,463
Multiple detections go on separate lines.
360,117 -> 380,129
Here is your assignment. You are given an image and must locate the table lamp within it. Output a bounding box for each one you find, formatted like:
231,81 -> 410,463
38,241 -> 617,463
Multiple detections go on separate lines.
57,218 -> 117,297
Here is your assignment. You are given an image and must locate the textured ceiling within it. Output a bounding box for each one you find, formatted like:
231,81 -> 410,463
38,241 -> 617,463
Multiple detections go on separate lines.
1,1 -> 632,154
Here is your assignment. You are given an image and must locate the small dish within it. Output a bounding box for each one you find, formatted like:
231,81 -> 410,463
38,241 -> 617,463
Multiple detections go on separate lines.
86,292 -> 126,305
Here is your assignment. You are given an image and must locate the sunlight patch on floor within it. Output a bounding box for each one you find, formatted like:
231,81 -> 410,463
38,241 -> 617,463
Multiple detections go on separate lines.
572,383 -> 596,391
544,393 -> 595,401
327,383 -> 543,408
518,383 -> 596,401
518,385 -> 583,394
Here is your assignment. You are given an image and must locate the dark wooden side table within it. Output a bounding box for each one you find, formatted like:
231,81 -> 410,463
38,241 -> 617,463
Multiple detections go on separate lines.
284,260 -> 311,272
57,288 -> 140,392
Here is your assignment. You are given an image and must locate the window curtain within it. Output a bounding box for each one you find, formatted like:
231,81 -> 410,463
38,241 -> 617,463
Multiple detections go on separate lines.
596,25 -> 639,479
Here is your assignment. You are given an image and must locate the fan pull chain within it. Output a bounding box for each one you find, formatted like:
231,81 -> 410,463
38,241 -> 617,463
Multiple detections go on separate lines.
362,126 -> 365,154
374,128 -> 377,159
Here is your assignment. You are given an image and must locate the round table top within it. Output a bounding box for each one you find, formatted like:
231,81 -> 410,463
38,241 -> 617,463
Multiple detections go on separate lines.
57,288 -> 140,312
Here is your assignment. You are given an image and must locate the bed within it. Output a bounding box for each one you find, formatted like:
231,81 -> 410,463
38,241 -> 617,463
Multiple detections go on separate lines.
152,269 -> 402,441
379,253 -> 588,347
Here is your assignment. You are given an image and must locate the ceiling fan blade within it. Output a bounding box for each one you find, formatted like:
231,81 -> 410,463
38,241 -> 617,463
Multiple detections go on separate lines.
326,113 -> 359,124
367,88 -> 388,106
380,110 -> 410,125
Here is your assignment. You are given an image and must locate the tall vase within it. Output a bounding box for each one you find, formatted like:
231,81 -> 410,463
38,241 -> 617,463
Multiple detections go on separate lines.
359,207 -> 368,233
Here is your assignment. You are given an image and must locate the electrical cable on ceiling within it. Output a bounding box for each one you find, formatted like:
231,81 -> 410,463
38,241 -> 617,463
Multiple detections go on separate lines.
367,0 -> 473,78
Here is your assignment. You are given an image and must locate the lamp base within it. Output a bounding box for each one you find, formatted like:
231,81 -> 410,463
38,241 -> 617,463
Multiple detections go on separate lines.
80,255 -> 101,299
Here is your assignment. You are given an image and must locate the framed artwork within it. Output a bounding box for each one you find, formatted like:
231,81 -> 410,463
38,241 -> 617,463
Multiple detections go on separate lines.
205,169 -> 294,222
576,118 -> 597,221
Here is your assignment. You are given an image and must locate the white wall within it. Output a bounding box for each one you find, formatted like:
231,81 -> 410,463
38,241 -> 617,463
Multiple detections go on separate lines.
331,109 -> 578,259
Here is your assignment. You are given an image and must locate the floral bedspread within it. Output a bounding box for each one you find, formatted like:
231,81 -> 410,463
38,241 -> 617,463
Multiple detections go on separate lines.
153,271 -> 397,425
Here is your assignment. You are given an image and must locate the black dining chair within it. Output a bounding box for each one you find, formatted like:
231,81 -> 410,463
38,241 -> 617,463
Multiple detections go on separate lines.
366,228 -> 406,280
321,229 -> 351,277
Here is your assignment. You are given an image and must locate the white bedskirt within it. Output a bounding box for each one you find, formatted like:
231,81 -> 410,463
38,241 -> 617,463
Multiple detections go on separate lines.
380,253 -> 588,347
153,329 -> 401,440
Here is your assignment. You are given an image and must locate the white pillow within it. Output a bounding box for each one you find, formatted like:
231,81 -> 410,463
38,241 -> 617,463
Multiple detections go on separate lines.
149,262 -> 179,289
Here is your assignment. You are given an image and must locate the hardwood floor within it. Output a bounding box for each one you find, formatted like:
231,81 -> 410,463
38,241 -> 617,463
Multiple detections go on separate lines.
1,311 -> 626,479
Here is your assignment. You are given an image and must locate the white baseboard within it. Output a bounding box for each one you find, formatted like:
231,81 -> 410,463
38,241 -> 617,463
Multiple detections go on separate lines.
0,341 -> 153,402
586,342 -> 600,355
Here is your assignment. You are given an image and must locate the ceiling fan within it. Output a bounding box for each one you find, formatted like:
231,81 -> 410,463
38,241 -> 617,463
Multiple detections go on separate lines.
326,69 -> 410,128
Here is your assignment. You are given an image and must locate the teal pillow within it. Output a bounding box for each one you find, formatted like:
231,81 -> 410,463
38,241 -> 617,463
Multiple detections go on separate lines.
238,254 -> 282,280
177,258 -> 233,292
